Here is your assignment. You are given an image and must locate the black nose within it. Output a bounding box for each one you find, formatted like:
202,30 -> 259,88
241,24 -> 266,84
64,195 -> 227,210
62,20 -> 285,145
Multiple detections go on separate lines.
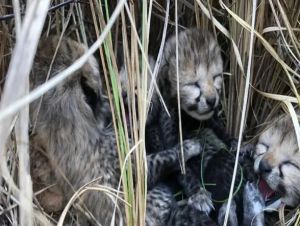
206,97 -> 216,108
259,159 -> 272,174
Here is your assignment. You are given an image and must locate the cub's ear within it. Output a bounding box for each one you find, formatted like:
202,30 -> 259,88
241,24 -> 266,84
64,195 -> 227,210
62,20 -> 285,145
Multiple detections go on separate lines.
164,35 -> 176,63
276,112 -> 297,131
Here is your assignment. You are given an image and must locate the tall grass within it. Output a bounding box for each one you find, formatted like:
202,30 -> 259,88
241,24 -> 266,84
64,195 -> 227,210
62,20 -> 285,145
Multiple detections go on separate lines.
0,0 -> 299,225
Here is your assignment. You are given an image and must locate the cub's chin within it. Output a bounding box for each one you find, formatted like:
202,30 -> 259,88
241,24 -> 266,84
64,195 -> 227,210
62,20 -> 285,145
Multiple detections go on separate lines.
278,178 -> 300,207
282,194 -> 300,207
184,108 -> 214,121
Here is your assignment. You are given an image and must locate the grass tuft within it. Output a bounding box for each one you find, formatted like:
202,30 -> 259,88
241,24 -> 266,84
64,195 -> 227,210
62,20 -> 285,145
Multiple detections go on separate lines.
0,0 -> 299,225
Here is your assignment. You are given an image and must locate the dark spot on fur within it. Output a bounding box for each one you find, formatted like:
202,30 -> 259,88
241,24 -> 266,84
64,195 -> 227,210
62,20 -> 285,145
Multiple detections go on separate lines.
80,76 -> 98,115
277,183 -> 286,196
279,166 -> 284,178
188,105 -> 198,111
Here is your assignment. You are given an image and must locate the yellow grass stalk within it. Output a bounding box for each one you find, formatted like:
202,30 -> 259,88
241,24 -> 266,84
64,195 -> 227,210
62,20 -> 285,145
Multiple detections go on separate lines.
0,1 -> 51,225
222,0 -> 257,224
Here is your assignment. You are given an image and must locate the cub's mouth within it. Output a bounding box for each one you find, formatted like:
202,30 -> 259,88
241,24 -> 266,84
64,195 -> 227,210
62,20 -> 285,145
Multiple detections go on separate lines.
186,109 -> 214,120
185,105 -> 214,120
259,178 -> 282,210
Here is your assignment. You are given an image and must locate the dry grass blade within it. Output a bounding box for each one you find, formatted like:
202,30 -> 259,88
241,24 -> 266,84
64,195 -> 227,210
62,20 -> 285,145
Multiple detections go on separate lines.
219,0 -> 300,102
0,0 -> 126,122
112,140 -> 143,225
12,0 -> 21,37
122,2 -> 169,118
15,80 -> 32,226
0,1 -> 51,225
284,102 -> 300,150
223,0 -> 257,225
175,0 -> 185,174
147,0 -> 170,116
256,89 -> 299,103
1,0 -> 300,224
57,179 -> 128,226
0,1 -> 125,225
196,0 -> 245,75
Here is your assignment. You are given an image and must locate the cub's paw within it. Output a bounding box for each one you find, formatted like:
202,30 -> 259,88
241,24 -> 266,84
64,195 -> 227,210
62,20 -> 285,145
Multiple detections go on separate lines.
187,188 -> 213,214
243,182 -> 264,225
240,143 -> 255,158
182,139 -> 202,160
218,200 -> 238,226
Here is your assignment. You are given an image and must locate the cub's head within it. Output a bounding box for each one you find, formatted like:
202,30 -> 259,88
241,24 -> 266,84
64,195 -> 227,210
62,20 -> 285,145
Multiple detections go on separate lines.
163,28 -> 223,120
254,113 -> 300,206
119,55 -> 156,106
30,36 -> 108,131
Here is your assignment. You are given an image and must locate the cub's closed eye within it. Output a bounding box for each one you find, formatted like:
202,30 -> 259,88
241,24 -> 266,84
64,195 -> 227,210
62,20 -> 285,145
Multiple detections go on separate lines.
255,142 -> 269,156
260,142 -> 269,149
213,74 -> 222,80
186,82 -> 199,87
281,161 -> 300,170
279,160 -> 300,178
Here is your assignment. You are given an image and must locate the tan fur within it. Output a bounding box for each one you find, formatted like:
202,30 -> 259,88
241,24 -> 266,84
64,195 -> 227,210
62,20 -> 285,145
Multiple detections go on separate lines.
254,112 -> 300,206
30,145 -> 64,213
120,29 -> 223,122
29,36 -> 202,225
119,55 -> 157,108
160,28 -> 223,120
30,36 -> 121,223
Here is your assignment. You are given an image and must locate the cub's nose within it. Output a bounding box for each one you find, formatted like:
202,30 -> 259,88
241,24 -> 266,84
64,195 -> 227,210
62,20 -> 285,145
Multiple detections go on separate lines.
259,159 -> 272,174
206,97 -> 217,108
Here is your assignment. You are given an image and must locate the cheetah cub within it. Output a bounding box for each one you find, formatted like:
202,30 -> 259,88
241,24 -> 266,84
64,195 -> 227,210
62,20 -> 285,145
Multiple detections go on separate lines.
29,36 -> 203,225
254,111 -> 300,207
119,28 -> 224,215
154,28 -> 224,213
159,28 -> 223,121
120,28 -> 223,125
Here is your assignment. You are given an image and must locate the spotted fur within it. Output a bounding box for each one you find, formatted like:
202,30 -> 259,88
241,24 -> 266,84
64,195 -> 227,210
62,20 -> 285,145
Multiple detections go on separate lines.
186,129 -> 259,225
29,36 -> 203,225
159,28 -> 223,121
242,182 -> 264,226
254,112 -> 300,207
119,29 -> 224,214
152,29 -> 224,214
